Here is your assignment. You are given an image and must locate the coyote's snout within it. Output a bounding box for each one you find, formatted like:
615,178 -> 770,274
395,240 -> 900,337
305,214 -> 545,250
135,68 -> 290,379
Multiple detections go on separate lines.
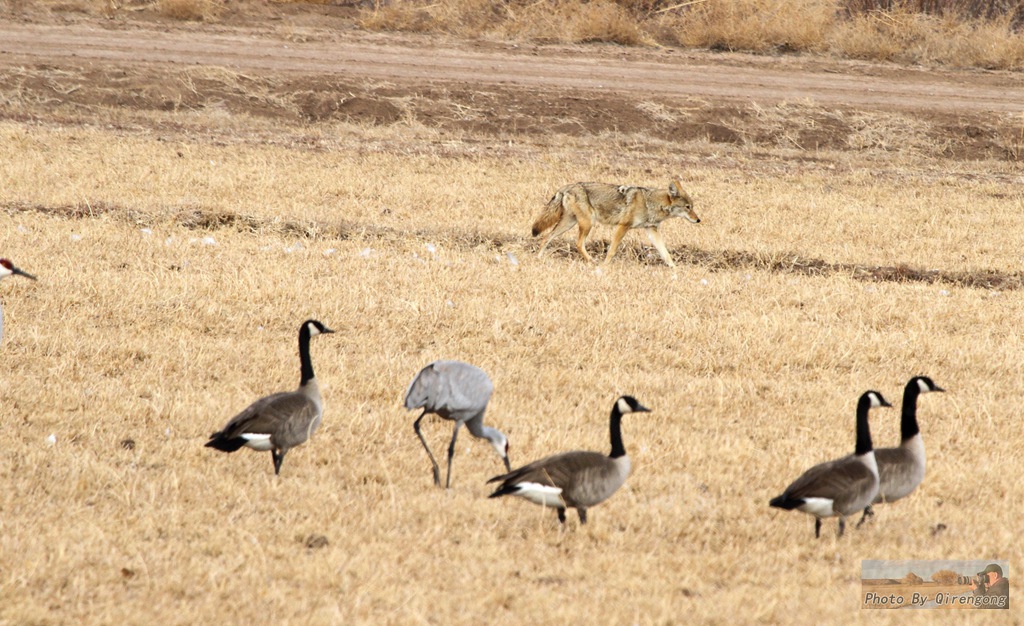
531,180 -> 698,267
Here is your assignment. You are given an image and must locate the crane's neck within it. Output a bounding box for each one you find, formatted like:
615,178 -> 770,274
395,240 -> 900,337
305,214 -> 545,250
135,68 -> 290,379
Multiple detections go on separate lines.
465,415 -> 488,438
466,417 -> 507,461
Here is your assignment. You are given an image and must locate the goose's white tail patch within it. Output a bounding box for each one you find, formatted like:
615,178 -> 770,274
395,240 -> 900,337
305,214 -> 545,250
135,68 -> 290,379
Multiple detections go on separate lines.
511,482 -> 565,508
796,497 -> 835,518
241,433 -> 274,451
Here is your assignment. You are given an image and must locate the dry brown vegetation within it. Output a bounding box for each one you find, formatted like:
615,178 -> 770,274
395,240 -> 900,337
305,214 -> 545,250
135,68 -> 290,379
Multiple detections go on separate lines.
156,0 -> 223,22
932,568 -> 959,584
1,5 -> 1023,626
2,105 -> 1022,624
354,0 -> 1024,69
8,0 -> 1024,68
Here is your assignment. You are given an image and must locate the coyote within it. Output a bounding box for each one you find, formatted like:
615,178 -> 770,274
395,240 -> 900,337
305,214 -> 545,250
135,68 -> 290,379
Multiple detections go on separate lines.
531,180 -> 699,267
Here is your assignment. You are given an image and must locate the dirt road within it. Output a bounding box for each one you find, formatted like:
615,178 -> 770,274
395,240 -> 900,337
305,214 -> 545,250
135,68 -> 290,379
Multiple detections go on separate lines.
1,19 -> 1022,114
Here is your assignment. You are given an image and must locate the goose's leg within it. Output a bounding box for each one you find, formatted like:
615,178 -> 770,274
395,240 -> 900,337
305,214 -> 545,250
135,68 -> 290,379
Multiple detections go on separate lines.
856,506 -> 874,528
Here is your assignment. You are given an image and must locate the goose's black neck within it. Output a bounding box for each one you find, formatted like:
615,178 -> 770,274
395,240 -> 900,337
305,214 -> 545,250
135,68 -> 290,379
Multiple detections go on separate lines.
900,382 -> 921,441
854,394 -> 875,456
299,324 -> 315,386
609,404 -> 626,458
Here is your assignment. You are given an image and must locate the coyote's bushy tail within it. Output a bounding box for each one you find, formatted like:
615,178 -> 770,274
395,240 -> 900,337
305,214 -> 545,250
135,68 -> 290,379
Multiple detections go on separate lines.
532,192 -> 564,237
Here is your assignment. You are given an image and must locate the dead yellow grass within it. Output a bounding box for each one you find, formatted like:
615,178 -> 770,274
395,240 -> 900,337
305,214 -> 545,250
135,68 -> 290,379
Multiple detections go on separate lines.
828,7 -> 1024,68
1,84 -> 1022,624
157,0 -> 222,21
8,0 -> 1024,69
359,0 -> 649,45
355,0 -> 1024,69
673,0 -> 835,53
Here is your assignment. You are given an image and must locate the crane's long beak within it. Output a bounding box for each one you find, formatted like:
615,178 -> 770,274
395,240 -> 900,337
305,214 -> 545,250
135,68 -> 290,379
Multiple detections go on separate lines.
502,456 -> 511,472
12,266 -> 36,280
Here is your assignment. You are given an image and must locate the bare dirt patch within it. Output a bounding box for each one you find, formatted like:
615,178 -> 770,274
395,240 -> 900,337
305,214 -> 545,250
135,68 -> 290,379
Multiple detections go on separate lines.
0,15 -> 1022,161
1,60 -> 1018,161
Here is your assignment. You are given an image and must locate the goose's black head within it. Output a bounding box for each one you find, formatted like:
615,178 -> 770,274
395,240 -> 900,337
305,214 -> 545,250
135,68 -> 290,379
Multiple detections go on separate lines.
303,319 -> 335,337
615,395 -> 651,415
908,376 -> 944,394
861,390 -> 892,409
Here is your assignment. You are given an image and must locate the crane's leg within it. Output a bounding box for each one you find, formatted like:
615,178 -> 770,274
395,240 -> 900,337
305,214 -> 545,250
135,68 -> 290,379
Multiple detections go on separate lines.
445,422 -> 463,489
557,508 -> 567,524
577,508 -> 588,525
414,411 -> 441,487
814,518 -> 822,539
856,506 -> 874,528
838,517 -> 846,538
272,449 -> 286,476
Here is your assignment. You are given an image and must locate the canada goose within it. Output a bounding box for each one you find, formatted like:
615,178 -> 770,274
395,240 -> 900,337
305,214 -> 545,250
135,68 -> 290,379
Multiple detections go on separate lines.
856,376 -> 944,527
403,360 -> 511,488
769,390 -> 891,538
487,395 -> 649,525
0,258 -> 37,344
205,319 -> 334,475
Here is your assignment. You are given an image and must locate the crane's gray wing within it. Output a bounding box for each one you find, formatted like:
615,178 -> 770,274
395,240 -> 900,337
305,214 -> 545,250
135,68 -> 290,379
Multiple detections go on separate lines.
403,360 -> 493,418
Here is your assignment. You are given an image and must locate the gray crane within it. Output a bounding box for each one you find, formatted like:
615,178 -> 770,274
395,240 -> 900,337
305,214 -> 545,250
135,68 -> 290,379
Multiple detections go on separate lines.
0,258 -> 37,344
403,360 -> 511,488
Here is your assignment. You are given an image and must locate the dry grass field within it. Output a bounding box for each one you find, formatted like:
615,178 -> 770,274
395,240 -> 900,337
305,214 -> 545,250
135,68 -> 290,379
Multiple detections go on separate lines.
356,0 -> 1024,69
1,6 -> 1023,626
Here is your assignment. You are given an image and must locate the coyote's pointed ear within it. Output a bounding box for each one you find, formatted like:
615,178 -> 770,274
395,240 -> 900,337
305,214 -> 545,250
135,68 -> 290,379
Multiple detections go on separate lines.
668,180 -> 682,197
